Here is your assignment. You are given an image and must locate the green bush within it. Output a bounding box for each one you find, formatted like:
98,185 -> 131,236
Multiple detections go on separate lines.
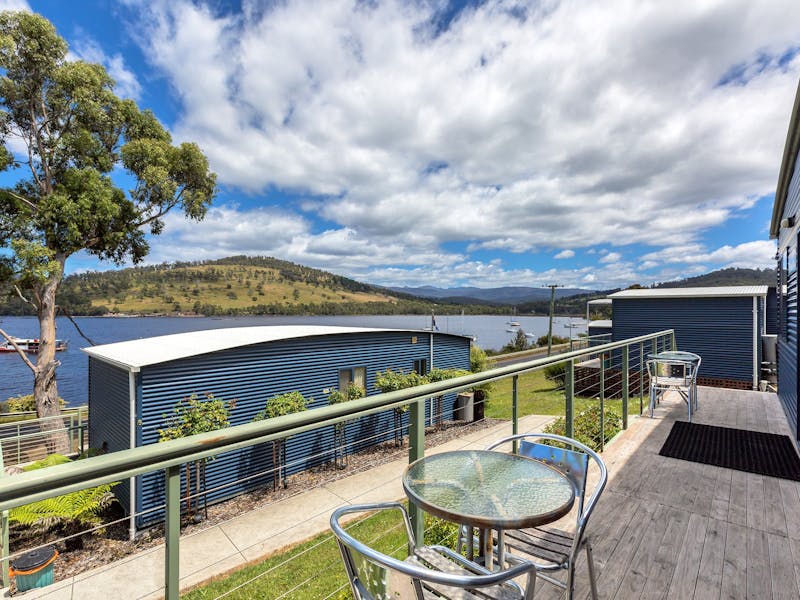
543,363 -> 566,386
424,514 -> 460,549
158,393 -> 232,441
543,403 -> 622,452
2,394 -> 66,413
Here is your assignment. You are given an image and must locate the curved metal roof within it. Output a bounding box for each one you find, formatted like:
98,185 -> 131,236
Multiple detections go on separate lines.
609,286 -> 768,299
83,325 -> 462,369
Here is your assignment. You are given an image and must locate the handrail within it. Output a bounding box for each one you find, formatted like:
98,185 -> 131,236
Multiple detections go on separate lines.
0,329 -> 673,512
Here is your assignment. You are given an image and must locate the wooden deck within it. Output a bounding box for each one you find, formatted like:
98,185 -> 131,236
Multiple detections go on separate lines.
535,386 -> 800,600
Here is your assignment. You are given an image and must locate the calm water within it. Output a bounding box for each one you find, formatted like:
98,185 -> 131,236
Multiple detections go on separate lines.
0,314 -> 586,405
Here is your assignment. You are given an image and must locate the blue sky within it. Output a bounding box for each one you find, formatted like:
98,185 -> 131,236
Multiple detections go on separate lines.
3,0 -> 798,289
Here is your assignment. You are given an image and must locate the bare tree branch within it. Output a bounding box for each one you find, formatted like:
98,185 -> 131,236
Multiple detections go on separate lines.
0,328 -> 36,371
4,189 -> 38,211
13,285 -> 38,311
57,306 -> 96,346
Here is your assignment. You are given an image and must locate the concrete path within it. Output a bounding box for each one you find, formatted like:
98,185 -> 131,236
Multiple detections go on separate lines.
8,415 -> 555,600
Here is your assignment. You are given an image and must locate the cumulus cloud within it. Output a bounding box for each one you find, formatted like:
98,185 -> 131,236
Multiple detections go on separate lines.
641,240 -> 776,269
120,0 -> 795,286
554,249 -> 575,259
71,38 -> 142,100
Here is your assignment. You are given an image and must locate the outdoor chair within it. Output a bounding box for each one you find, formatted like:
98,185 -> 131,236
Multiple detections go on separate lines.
330,502 -> 537,600
646,355 -> 701,421
459,433 -> 607,600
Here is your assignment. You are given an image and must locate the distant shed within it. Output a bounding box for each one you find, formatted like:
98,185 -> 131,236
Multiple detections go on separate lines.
84,326 -> 471,528
609,286 -> 769,390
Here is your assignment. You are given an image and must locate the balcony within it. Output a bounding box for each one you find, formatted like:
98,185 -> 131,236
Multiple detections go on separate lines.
1,330 -> 797,599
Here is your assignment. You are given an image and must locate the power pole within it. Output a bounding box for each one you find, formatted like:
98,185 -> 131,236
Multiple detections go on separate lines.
543,284 -> 563,356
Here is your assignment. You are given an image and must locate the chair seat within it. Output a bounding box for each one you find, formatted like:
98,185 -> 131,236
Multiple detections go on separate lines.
504,525 -> 574,568
407,547 -> 525,600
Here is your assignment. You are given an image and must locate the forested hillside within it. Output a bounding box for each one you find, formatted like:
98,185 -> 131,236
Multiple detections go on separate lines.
655,267 -> 775,288
0,256 -> 501,317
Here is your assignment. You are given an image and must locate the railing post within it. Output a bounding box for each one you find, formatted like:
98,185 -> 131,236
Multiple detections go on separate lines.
671,331 -> 677,351
639,342 -> 644,415
565,360 -> 574,438
512,375 -> 519,454
408,399 -> 426,543
622,346 -> 629,429
165,465 -> 181,600
0,448 -> 8,589
599,353 -> 606,452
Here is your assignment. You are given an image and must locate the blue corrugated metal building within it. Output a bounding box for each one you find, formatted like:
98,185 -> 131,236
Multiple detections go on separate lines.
83,326 -> 471,527
771,78 -> 800,442
608,286 -> 768,390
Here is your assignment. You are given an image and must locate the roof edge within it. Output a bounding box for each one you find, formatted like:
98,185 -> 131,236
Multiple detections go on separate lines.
771,78 -> 800,239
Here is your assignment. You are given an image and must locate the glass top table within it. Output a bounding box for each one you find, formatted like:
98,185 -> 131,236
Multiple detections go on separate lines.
647,350 -> 701,363
402,450 -> 575,531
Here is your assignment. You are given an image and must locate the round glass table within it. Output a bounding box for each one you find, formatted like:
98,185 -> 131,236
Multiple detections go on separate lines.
403,449 -> 575,568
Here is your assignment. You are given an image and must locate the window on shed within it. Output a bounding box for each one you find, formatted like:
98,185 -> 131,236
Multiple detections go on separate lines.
412,358 -> 427,375
339,367 -> 367,391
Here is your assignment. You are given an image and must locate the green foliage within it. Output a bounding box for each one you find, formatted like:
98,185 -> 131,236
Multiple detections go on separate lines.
9,454 -> 117,533
424,514 -> 460,549
536,334 -> 569,347
543,363 -> 566,386
426,368 -> 470,382
375,369 -> 430,415
255,391 -> 310,421
543,404 -> 622,452
158,393 -> 232,441
2,393 -> 65,412
501,329 -> 529,353
469,345 -> 494,395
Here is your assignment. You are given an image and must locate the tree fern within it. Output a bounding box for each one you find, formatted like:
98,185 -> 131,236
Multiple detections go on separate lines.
9,454 -> 118,534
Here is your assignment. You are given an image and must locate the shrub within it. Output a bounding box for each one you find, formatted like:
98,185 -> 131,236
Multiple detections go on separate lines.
543,363 -> 566,386
424,514 -> 460,549
2,394 -> 65,413
543,403 -> 622,452
158,393 -> 232,441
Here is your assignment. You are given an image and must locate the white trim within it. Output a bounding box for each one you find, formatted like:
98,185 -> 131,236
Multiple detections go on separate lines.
128,370 -> 137,541
753,296 -> 759,390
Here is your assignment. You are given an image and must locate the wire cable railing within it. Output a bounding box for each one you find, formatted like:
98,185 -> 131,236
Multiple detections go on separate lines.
0,329 -> 675,599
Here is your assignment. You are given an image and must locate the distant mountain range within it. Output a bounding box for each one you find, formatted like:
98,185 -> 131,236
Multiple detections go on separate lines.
387,285 -> 591,305
654,267 -> 775,288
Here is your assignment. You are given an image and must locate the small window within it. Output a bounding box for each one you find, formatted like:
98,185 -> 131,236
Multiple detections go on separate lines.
339,367 -> 367,391
413,358 -> 427,375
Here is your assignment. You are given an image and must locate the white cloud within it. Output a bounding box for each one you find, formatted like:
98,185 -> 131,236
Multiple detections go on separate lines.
641,240 -> 776,269
600,252 -> 622,264
121,0 -> 795,286
554,249 -> 575,259
0,0 -> 30,10
71,38 -> 142,100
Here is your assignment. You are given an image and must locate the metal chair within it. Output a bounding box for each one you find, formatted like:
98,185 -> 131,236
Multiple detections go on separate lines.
647,355 -> 701,421
330,502 -> 537,600
470,433 -> 608,600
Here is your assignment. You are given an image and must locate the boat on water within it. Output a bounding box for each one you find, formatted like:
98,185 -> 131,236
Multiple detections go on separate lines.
506,321 -> 521,327
0,337 -> 68,354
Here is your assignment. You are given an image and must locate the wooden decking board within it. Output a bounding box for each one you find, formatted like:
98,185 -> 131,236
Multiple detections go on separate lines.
710,467 -> 732,522
689,462 -> 719,517
746,527 -> 771,599
693,517 -> 727,600
779,479 -> 800,540
763,476 -> 788,537
666,512 -> 707,599
790,538 -> 800,599
766,531 -> 799,600
613,503 -> 671,599
745,473 -> 766,533
727,470 -> 748,527
640,506 -> 691,598
720,522 -> 747,600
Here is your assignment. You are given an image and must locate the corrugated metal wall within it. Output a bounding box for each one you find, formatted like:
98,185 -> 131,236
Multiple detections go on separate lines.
766,287 -> 778,335
88,359 -> 132,513
612,297 -> 758,385
93,330 -> 469,527
777,146 -> 800,441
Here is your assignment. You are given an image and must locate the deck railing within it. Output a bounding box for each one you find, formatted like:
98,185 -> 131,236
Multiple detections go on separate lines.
0,329 -> 674,598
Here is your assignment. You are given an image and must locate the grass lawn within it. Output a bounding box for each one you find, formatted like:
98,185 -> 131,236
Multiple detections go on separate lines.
485,368 -> 647,420
184,507 -> 408,600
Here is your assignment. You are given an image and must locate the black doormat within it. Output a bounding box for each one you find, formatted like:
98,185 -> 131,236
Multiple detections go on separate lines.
659,421 -> 800,481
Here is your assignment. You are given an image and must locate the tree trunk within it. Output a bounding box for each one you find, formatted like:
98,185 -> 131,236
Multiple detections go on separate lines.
34,256 -> 70,455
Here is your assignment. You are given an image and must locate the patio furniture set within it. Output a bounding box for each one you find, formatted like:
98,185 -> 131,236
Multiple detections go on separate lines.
330,353 -> 701,599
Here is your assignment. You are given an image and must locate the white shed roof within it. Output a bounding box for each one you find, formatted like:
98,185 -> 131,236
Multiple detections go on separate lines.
608,286 -> 769,299
83,325 -> 432,370
588,320 -> 613,328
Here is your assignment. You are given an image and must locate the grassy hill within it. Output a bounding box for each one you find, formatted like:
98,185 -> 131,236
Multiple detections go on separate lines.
0,256 -> 501,317
655,267 -> 775,288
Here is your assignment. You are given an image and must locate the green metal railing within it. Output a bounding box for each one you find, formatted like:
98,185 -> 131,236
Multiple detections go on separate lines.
0,330 -> 674,599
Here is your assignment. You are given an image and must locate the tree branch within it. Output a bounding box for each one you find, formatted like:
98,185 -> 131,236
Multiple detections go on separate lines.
57,306 -> 96,346
14,285 -> 39,311
4,190 -> 38,211
0,328 -> 36,371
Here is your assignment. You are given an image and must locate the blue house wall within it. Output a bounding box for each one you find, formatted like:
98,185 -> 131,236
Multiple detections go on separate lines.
88,329 -> 471,527
611,296 -> 761,388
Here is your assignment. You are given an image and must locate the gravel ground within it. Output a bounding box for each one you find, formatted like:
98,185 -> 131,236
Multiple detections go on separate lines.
8,418 -> 503,587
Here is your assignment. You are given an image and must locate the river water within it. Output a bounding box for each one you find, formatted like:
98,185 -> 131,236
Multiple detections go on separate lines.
0,314 -> 586,405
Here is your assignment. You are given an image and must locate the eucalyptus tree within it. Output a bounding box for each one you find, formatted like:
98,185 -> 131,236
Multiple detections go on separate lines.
0,11 -> 217,448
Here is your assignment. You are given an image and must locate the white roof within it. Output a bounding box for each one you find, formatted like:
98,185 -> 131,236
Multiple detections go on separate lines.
587,299 -> 613,306
609,286 -> 768,299
83,325 -> 432,370
588,320 -> 613,328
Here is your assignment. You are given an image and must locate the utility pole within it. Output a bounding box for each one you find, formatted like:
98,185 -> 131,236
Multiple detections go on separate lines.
543,284 -> 563,356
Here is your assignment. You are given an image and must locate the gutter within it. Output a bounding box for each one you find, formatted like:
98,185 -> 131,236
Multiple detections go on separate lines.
771,79 -> 800,239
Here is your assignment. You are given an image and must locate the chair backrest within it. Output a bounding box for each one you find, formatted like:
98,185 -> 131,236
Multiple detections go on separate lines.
486,433 -> 607,552
330,502 -> 535,600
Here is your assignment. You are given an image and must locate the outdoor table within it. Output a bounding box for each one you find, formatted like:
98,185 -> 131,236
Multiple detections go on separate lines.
402,449 -> 575,570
